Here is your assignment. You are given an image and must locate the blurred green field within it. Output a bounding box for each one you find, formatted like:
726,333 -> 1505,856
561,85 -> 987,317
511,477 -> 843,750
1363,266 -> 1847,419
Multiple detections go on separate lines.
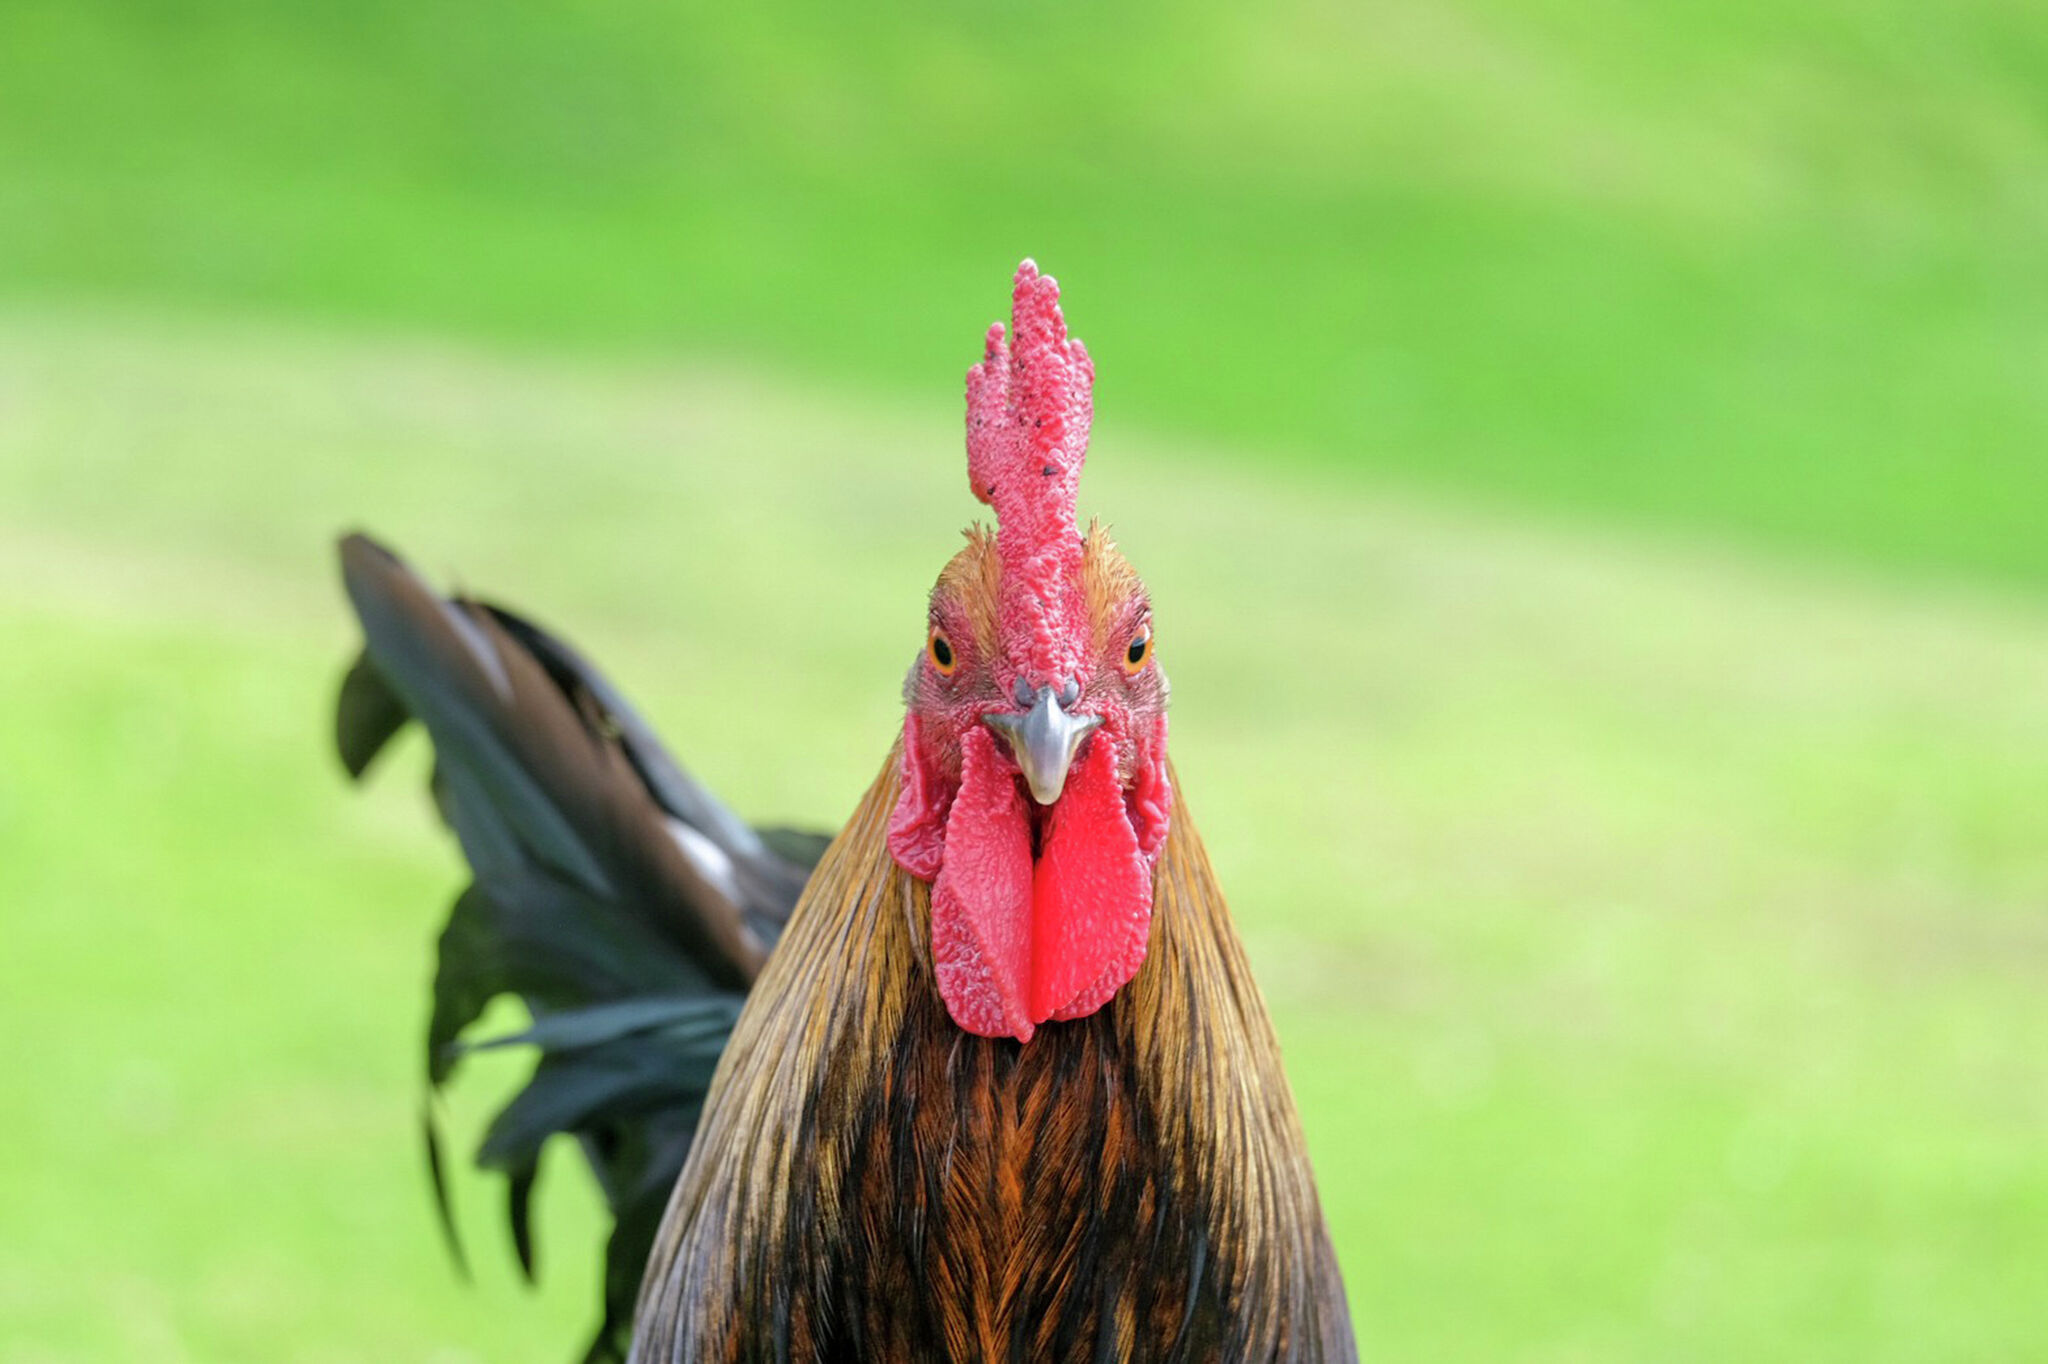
4,0 -> 2048,584
2,316 -> 2045,1361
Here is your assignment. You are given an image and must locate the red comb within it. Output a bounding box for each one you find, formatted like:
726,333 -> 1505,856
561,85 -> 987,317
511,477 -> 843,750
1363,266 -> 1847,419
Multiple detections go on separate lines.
965,260 -> 1095,685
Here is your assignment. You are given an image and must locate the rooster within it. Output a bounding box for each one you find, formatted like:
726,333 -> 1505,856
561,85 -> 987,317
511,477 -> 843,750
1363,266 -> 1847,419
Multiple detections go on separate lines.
337,262 -> 1356,1362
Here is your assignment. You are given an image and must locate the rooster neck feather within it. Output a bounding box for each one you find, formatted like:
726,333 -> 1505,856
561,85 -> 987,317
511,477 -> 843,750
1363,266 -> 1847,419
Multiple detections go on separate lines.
633,749 -> 1355,1362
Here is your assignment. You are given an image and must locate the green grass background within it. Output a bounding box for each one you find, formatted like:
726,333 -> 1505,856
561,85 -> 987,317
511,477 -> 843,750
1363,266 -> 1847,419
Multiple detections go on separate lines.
7,0 -> 2048,583
1,2 -> 2045,1360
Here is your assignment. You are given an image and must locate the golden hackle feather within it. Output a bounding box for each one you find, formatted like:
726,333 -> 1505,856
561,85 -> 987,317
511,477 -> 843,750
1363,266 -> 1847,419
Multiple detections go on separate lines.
630,747 -> 1354,1361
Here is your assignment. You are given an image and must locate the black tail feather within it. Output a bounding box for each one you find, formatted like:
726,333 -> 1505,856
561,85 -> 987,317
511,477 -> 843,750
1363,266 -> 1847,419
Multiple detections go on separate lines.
334,532 -> 823,1361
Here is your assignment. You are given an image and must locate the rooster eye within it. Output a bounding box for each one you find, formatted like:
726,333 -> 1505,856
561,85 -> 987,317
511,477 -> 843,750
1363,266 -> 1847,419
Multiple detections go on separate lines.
928,628 -> 957,676
1122,629 -> 1151,674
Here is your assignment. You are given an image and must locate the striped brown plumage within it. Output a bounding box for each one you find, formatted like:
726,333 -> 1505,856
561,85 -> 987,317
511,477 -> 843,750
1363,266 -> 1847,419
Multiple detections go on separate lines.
631,748 -> 1355,1362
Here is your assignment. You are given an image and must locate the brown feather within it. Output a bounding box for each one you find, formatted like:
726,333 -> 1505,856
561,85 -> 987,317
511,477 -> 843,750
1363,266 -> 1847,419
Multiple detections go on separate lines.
631,749 -> 1355,1362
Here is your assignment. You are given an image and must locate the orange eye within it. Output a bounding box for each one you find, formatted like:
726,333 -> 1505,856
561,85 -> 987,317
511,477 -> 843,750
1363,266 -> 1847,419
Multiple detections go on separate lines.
1122,628 -> 1152,674
928,627 -> 957,677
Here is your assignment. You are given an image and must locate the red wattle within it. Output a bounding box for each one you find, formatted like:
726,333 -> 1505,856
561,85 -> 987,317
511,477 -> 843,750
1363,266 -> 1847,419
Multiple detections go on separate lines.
918,725 -> 1165,1041
928,728 -> 1036,1041
1029,739 -> 1154,1023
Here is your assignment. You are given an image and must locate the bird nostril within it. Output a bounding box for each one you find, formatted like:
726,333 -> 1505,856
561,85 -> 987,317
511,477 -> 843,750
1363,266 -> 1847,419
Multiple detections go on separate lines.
1013,677 -> 1034,707
1058,677 -> 1081,708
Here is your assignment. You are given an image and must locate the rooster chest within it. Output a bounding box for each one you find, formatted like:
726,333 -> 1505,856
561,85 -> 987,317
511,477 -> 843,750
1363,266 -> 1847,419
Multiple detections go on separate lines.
808,996 -> 1239,1362
632,837 -> 1354,1362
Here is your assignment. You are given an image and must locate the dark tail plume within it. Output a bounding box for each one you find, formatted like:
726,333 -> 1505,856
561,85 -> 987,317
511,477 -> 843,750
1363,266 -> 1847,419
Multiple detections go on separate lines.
334,533 -> 823,1362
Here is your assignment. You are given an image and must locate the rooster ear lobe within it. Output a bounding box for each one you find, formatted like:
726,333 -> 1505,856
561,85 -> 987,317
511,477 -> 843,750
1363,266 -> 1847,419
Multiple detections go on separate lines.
888,714 -> 950,882
1131,713 -> 1173,864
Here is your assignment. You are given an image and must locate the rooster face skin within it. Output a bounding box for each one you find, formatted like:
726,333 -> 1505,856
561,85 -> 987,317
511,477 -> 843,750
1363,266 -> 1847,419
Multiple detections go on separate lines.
886,264 -> 1174,1043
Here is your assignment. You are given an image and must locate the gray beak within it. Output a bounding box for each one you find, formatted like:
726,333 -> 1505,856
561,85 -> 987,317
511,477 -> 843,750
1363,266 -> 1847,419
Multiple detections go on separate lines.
984,685 -> 1103,806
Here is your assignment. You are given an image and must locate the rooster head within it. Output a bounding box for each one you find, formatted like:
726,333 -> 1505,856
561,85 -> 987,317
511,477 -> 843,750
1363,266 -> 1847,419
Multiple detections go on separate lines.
887,260 -> 1172,1043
